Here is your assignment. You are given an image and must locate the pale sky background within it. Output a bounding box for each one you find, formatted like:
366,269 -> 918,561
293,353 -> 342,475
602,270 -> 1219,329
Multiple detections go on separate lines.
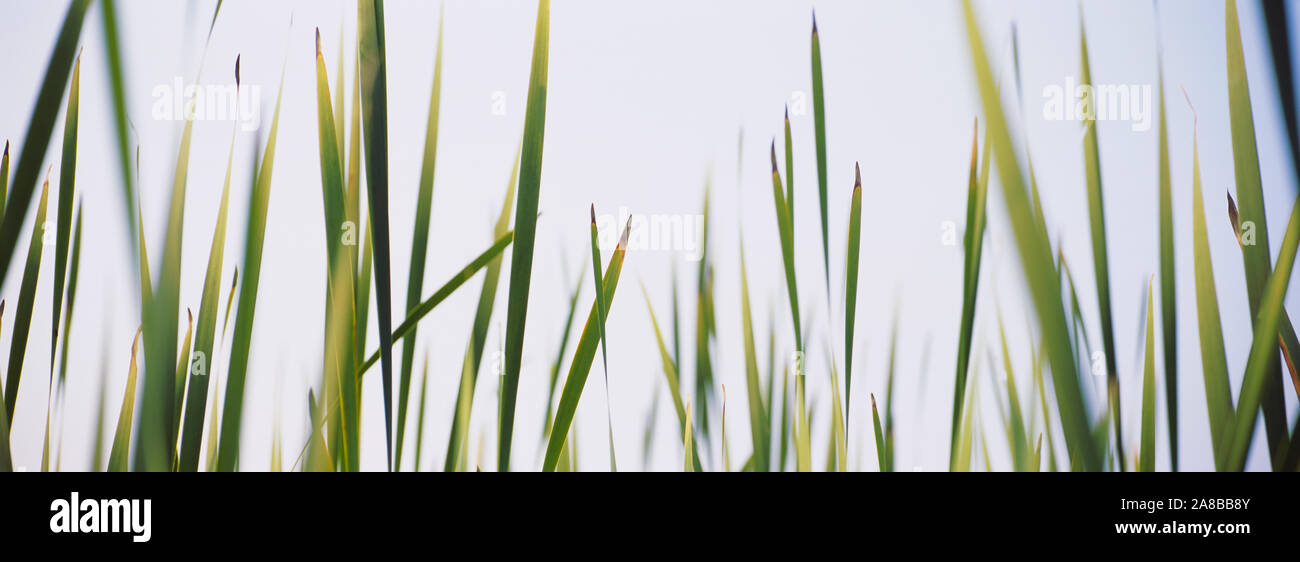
1,0 -> 1297,471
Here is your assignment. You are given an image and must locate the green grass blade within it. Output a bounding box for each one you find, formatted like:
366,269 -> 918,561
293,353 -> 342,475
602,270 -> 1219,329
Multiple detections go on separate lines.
1225,194 -> 1300,471
216,64 -> 287,472
952,119 -> 988,462
55,205 -> 82,391
1155,46 -> 1178,472
178,92 -> 238,470
1,141 -> 8,219
871,393 -> 886,471
541,222 -> 629,472
844,164 -> 862,433
589,206 -> 617,471
396,7 -> 445,469
358,231 -> 516,376
108,329 -> 142,472
100,0 -> 137,265
1225,0 -> 1288,468
171,310 -> 193,460
358,0 -> 398,471
498,0 -> 550,472
963,0 -> 1099,471
1186,104 -> 1234,470
0,0 -> 88,287
4,178 -> 50,425
1140,277 -> 1157,472
447,144 -> 519,470
997,313 -> 1028,471
1079,17 -> 1124,471
811,14 -> 830,294
642,284 -> 704,471
50,54 -> 79,379
540,260 -> 585,444
0,302 -> 8,471
738,244 -> 768,471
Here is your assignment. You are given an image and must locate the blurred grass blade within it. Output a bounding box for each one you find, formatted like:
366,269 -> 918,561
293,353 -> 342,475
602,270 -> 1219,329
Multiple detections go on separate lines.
589,206 -> 617,471
1079,17 -> 1124,471
871,393 -> 886,471
0,0 -> 88,287
171,310 -> 193,459
359,0 -> 397,471
642,284 -> 704,471
1140,277 -> 1156,472
684,402 -> 695,472
4,178 -> 50,424
0,302 -> 8,471
1225,0 -> 1288,467
100,0 -> 137,263
499,0 -> 550,472
108,329 -> 142,472
952,119 -> 988,463
56,205 -> 82,390
541,221 -> 629,472
963,0 -> 1099,471
447,144 -> 519,471
51,54 -> 79,379
217,62 -> 288,472
397,7 -> 444,469
739,243 -> 768,471
997,312 -> 1028,471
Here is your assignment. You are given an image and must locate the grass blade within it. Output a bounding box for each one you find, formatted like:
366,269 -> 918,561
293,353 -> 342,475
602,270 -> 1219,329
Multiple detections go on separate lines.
498,0 -> 550,471
952,119 -> 989,462
1079,16 -> 1124,470
396,6 -> 445,469
540,260 -> 585,444
811,14 -> 830,294
541,221 -> 629,472
4,177 -> 50,425
871,393 -> 886,471
100,0 -> 137,264
844,163 -> 862,432
738,243 -> 768,471
358,0 -> 397,470
1140,277 -> 1156,472
0,0 -> 88,287
1155,51 -> 1178,471
642,284 -> 704,471
963,0 -> 1099,470
50,54 -> 79,377
589,206 -> 617,471
216,62 -> 288,472
108,329 -> 142,472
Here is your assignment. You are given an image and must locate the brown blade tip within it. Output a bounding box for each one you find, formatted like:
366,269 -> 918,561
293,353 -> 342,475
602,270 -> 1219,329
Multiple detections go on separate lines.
235,55 -> 241,87
590,203 -> 597,225
770,140 -> 778,173
1226,191 -> 1242,245
812,10 -> 818,35
315,27 -> 322,57
854,162 -> 861,190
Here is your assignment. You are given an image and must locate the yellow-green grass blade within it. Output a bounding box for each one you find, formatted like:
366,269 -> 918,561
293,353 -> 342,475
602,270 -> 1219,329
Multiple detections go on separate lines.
108,329 -> 142,472
0,302 -> 8,470
540,260 -> 585,445
4,178 -> 50,425
1225,0 -> 1288,467
739,244 -> 769,471
793,360 -> 811,472
171,310 -> 193,462
100,0 -> 137,265
844,164 -> 862,433
952,119 -> 989,462
827,351 -> 846,472
721,385 -> 731,471
997,313 -> 1028,471
811,14 -> 830,294
884,307 -> 900,471
358,0 -> 398,470
0,0 -> 88,287
216,64 -> 287,472
589,206 -> 618,471
541,221 -> 629,472
783,110 -> 794,220
1079,18 -> 1124,471
642,386 -> 659,470
333,25 -> 346,164
1140,277 -> 1157,472
498,0 -> 551,472
357,231 -> 517,376
414,355 -> 430,470
396,8 -> 445,469
1225,193 -> 1300,471
1155,51 -> 1178,472
692,184 -> 714,438
642,285 -> 704,471
1186,107 -> 1234,470
178,107 -> 238,471
343,59 -> 366,471
684,402 -> 695,472
315,30 -> 354,470
447,144 -> 519,471
50,54 -> 79,382
769,140 -> 806,470
963,0 -> 1099,471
